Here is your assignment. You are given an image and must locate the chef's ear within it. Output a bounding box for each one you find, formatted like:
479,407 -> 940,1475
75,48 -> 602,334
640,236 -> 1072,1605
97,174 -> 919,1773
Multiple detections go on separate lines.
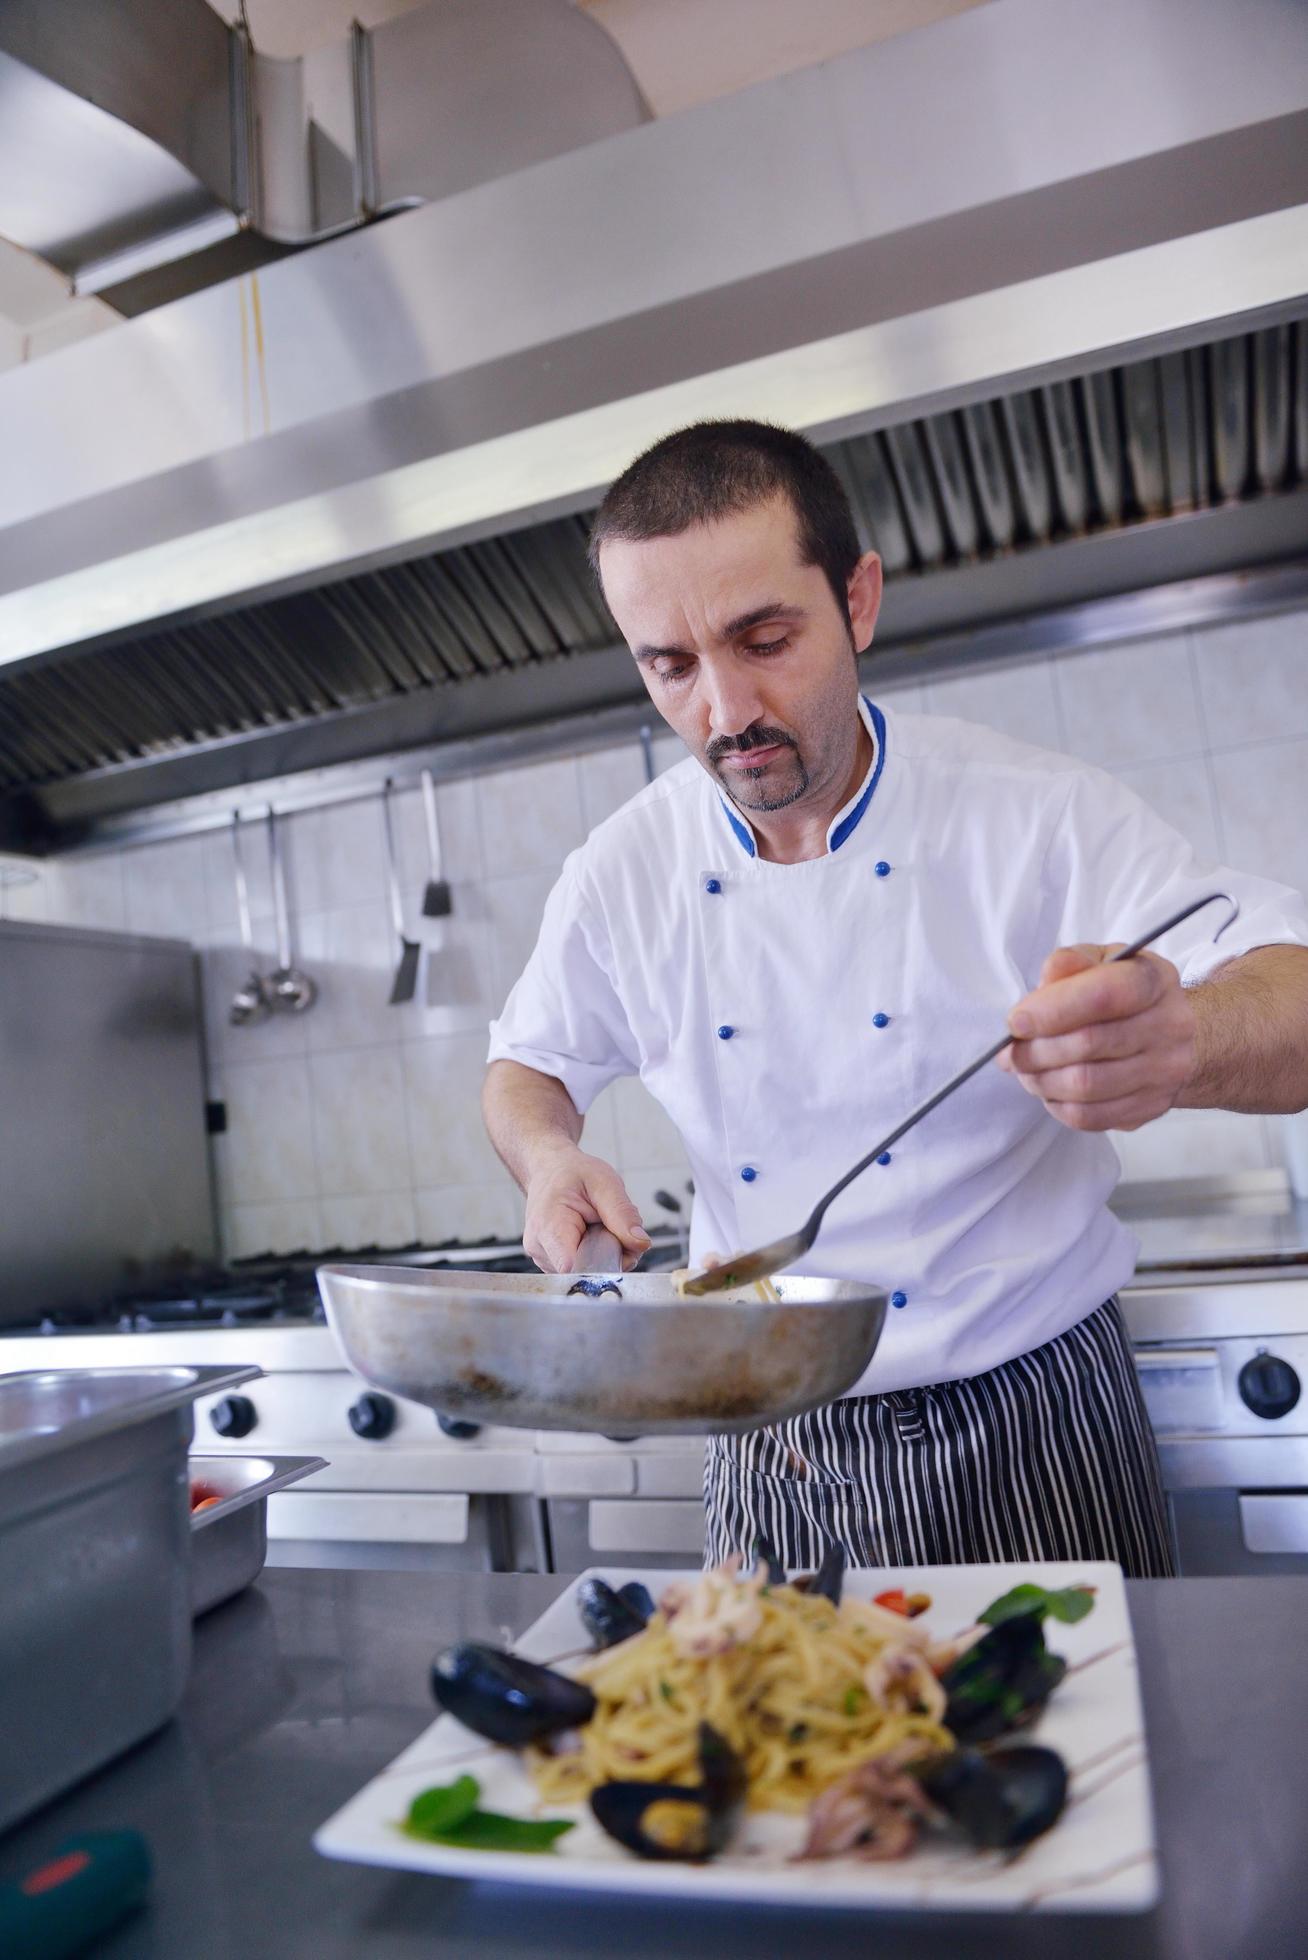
847,550 -> 883,651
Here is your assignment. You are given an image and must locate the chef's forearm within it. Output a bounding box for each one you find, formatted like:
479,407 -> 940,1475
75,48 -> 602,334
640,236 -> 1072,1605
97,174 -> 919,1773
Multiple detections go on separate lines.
1179,945 -> 1308,1115
482,1059 -> 583,1191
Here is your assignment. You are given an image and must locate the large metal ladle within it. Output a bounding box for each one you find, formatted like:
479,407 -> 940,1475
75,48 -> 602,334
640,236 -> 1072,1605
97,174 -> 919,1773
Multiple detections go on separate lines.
681,891 -> 1240,1297
265,807 -> 317,1014
228,812 -> 272,1027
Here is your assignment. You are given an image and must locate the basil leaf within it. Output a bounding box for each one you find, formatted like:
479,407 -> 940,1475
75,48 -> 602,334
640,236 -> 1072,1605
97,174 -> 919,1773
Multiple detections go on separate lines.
436,1811 -> 576,1853
979,1583 -> 1095,1628
1045,1586 -> 1096,1624
406,1775 -> 480,1837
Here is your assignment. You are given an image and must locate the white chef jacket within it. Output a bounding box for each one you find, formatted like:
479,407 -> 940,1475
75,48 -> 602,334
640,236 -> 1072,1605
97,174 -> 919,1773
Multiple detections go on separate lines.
488,698 -> 1308,1393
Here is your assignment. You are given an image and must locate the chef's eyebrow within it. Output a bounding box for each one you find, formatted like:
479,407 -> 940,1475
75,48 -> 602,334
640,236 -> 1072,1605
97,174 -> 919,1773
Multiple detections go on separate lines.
632,602 -> 807,662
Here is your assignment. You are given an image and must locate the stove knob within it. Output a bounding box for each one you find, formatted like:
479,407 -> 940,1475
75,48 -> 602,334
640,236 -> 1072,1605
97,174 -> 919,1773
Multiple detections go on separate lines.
348,1392 -> 396,1441
436,1414 -> 481,1441
1238,1354 -> 1301,1421
210,1394 -> 257,1439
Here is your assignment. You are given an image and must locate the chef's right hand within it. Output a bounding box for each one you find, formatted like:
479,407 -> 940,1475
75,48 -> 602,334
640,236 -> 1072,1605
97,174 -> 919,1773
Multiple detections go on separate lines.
523,1145 -> 651,1274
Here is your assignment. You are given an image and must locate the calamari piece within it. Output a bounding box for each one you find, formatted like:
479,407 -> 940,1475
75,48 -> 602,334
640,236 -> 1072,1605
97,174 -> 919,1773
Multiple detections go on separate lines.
863,1643 -> 948,1722
796,1745 -> 937,1862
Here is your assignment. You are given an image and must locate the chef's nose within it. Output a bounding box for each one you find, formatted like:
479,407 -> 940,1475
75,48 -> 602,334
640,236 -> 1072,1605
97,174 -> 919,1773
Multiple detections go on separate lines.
702,662 -> 765,739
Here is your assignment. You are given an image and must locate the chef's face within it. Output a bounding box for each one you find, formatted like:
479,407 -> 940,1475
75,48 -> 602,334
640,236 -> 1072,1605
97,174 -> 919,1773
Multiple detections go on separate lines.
599,494 -> 882,815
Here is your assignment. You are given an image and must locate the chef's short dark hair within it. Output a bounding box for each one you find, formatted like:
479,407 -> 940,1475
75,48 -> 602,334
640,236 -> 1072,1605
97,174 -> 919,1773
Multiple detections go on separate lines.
589,419 -> 862,628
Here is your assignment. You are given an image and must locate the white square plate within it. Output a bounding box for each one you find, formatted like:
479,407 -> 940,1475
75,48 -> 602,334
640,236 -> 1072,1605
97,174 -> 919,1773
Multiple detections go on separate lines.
314,1561 -> 1157,1914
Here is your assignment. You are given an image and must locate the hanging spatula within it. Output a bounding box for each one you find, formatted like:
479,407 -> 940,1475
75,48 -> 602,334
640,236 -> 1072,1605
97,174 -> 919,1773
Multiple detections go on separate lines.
381,781 -> 421,1005
419,768 -> 453,918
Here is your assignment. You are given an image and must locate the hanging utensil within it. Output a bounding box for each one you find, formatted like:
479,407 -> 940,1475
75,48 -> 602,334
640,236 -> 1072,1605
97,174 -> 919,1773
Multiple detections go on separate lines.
681,891 -> 1241,1297
228,813 -> 271,1027
381,781 -> 421,1005
419,768 -> 453,918
265,808 -> 317,1014
639,723 -> 656,787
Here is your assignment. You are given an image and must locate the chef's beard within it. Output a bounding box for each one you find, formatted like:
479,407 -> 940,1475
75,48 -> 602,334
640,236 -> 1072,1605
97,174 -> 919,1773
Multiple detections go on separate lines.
706,726 -> 810,811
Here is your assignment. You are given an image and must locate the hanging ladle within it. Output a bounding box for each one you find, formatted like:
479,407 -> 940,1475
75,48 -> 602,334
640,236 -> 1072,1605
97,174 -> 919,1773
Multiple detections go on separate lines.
681,892 -> 1240,1296
228,812 -> 271,1026
265,807 -> 317,1014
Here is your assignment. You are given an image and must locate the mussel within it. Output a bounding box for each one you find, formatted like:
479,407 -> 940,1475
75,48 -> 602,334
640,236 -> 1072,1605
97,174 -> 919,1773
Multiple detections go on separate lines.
791,1538 -> 846,1606
751,1536 -> 786,1586
914,1744 -> 1069,1850
940,1608 -> 1066,1744
618,1581 -> 656,1621
431,1642 -> 596,1746
577,1577 -> 651,1649
590,1722 -> 746,1863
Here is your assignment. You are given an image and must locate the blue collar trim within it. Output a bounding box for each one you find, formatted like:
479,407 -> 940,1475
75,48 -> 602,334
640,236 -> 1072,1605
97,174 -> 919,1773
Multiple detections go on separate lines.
829,700 -> 887,852
716,697 -> 887,858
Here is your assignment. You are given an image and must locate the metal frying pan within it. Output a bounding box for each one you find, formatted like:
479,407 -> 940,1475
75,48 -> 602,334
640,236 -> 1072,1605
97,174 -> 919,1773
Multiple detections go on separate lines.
317,1228 -> 886,1436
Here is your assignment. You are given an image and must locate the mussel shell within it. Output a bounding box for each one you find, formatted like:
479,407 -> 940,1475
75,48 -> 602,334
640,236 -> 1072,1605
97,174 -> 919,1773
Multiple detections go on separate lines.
915,1744 -> 1069,1849
618,1581 -> 656,1622
577,1576 -> 649,1649
431,1642 -> 596,1745
791,1539 -> 846,1605
941,1611 -> 1067,1744
590,1722 -> 746,1863
751,1536 -> 786,1586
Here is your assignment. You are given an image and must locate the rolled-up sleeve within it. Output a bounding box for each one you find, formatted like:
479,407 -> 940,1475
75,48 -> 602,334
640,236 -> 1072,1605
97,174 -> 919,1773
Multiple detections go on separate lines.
1048,764 -> 1308,983
486,854 -> 638,1114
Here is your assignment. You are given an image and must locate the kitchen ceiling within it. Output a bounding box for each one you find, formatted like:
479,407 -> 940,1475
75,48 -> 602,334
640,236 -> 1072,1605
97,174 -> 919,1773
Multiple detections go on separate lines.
2,314 -> 1304,846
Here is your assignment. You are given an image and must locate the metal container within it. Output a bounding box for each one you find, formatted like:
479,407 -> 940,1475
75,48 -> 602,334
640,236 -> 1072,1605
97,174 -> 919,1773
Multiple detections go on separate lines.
188,1454 -> 326,1615
0,1364 -> 257,1833
317,1264 -> 887,1435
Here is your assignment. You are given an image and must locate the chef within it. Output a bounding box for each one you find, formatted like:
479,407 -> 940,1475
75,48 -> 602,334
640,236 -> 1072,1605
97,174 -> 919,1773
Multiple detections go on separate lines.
483,418 -> 1308,1578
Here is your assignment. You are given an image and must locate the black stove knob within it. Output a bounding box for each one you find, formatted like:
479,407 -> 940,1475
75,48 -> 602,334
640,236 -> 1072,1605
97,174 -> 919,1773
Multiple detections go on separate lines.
348,1392 -> 396,1440
1238,1354 -> 1301,1421
436,1414 -> 481,1441
210,1394 -> 257,1439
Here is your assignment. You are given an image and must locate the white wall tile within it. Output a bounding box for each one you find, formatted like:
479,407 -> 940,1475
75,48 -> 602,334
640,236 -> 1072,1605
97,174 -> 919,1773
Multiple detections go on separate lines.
922,657 -> 1062,751
414,1181 -> 523,1244
404,1031 -> 504,1185
1113,757 -> 1221,865
41,853 -> 127,930
1210,739 -> 1308,894
477,756 -> 586,877
223,1199 -> 322,1260
484,869 -> 557,1011
318,1189 -> 417,1250
285,798 -> 387,915
0,861 -> 48,921
1192,612 -> 1308,750
297,901 -> 407,1055
403,886 -> 497,1041
1051,633 -> 1202,769
122,835 -> 210,940
580,1081 -> 622,1165
311,1045 -> 412,1196
578,743 -> 649,830
222,1055 -> 317,1204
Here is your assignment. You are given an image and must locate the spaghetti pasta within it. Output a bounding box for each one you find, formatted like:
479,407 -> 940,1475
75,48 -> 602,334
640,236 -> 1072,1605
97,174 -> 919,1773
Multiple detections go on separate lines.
529,1570 -> 955,1815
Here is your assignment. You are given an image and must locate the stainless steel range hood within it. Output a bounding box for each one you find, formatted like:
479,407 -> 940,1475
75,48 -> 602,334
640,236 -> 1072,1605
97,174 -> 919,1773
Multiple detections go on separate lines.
1,0 -> 1307,849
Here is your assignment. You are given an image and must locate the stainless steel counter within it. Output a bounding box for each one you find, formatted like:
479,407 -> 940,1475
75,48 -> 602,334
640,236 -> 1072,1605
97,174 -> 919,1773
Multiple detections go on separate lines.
1,1568 -> 1303,1958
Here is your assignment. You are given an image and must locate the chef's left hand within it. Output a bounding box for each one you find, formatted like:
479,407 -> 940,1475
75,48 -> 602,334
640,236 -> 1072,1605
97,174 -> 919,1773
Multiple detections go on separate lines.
998,944 -> 1197,1132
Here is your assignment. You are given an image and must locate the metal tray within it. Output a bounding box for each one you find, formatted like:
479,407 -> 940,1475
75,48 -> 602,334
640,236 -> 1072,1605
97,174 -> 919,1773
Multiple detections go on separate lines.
189,1454 -> 326,1615
0,1364 -> 258,1832
317,1264 -> 886,1434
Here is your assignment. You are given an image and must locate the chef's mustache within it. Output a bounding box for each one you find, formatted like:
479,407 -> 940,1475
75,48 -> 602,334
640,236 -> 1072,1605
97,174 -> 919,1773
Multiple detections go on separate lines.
706,725 -> 796,763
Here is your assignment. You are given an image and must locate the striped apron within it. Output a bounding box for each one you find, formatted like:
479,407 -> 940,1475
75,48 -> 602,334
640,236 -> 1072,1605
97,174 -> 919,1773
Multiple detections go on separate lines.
703,1300 -> 1175,1579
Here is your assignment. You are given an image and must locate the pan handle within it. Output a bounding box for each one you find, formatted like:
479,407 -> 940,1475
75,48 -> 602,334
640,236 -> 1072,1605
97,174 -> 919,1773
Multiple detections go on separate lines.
572,1225 -> 624,1275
